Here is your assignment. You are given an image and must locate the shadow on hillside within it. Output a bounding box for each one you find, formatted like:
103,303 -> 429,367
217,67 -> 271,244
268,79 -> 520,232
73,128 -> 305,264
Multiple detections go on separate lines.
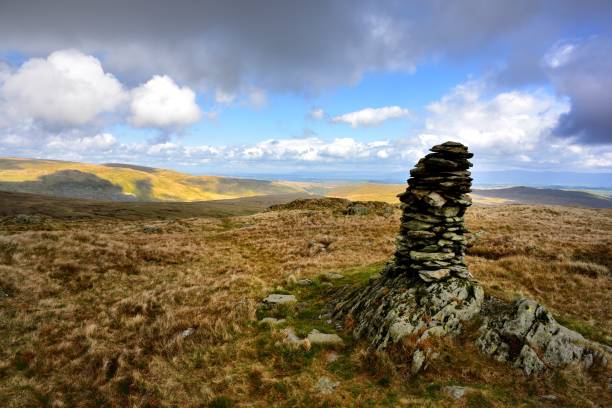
186,177 -> 297,195
133,179 -> 154,201
0,162 -> 23,170
0,170 -> 153,201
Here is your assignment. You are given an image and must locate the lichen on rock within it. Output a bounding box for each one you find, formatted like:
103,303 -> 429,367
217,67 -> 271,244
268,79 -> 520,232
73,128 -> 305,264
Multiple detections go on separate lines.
333,274 -> 483,372
477,298 -> 610,375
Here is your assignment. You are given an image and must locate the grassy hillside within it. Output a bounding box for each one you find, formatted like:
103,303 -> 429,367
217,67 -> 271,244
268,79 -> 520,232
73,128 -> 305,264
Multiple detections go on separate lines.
325,182 -> 404,203
0,158 -> 305,201
0,199 -> 610,406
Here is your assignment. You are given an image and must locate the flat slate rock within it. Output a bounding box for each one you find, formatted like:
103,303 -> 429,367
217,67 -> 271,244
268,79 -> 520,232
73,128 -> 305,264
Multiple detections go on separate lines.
263,294 -> 297,305
296,278 -> 314,286
419,269 -> 450,282
442,386 -> 470,400
280,327 -> 309,349
259,317 -> 286,327
307,329 -> 344,346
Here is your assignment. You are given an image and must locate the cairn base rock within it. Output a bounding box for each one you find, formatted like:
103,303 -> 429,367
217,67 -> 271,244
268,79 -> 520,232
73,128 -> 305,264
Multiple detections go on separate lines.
333,275 -> 484,373
477,298 -> 610,375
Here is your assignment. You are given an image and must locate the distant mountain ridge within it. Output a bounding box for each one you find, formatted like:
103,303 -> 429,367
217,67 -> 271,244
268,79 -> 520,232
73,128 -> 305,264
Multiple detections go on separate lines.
1,158 -> 611,208
472,186 -> 612,208
325,183 -> 612,208
0,158 -> 308,201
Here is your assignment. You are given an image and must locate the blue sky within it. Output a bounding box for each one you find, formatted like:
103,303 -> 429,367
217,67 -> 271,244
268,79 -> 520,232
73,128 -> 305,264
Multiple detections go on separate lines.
0,1 -> 611,185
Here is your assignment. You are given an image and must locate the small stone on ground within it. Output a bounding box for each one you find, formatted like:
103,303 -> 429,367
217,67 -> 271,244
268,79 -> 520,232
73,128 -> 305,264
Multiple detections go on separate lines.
259,317 -> 285,327
325,351 -> 339,363
296,278 -> 313,286
263,294 -> 297,305
307,329 -> 344,346
180,327 -> 195,338
442,386 -> 469,400
280,327 -> 309,349
315,377 -> 339,395
324,272 -> 344,280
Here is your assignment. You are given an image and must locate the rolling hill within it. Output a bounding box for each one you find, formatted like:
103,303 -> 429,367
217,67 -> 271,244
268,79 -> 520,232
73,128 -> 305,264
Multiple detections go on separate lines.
326,182 -> 612,208
0,158 -> 308,201
472,186 -> 612,208
2,157 -> 611,208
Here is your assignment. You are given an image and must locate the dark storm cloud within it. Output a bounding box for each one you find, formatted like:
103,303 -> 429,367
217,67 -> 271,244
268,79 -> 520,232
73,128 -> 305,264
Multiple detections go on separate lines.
1,0 -> 610,93
545,37 -> 612,144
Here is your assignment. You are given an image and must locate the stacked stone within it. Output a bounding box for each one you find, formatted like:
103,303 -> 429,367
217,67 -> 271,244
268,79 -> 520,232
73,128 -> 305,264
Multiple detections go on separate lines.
392,141 -> 473,282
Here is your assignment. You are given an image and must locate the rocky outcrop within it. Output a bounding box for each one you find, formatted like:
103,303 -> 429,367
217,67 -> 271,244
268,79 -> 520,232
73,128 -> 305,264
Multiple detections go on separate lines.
333,275 -> 483,373
477,298 -> 610,375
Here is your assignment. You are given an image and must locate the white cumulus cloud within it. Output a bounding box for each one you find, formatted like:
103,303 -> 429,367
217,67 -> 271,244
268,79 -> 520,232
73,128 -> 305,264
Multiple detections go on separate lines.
331,106 -> 410,127
1,49 -> 127,126
417,80 -> 569,159
46,133 -> 117,151
130,75 -> 201,128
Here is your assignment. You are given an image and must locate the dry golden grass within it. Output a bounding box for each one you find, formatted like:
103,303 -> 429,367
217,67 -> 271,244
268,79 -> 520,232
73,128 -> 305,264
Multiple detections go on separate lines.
0,203 -> 610,407
466,205 -> 612,342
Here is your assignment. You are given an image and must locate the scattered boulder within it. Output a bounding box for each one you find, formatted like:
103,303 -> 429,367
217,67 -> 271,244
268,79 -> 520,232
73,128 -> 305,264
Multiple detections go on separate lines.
442,386 -> 470,400
263,294 -> 297,305
280,327 -> 310,349
411,349 -> 427,374
143,225 -> 163,234
308,238 -> 333,254
307,329 -> 344,346
296,278 -> 314,286
324,272 -> 344,280
279,327 -> 344,350
315,377 -> 339,395
13,214 -> 43,225
259,317 -> 286,327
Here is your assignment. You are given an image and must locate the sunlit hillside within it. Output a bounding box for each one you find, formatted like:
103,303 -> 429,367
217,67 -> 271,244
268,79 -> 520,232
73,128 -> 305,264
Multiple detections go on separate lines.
0,158 -> 306,201
2,158 -> 612,208
325,182 -> 405,203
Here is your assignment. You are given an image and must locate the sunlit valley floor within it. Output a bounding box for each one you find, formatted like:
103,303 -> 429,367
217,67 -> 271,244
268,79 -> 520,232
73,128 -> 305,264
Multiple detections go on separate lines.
0,199 -> 611,407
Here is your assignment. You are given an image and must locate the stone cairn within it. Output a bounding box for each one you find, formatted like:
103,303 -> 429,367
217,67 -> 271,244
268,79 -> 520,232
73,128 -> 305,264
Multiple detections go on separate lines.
390,141 -> 473,282
332,140 -> 609,376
